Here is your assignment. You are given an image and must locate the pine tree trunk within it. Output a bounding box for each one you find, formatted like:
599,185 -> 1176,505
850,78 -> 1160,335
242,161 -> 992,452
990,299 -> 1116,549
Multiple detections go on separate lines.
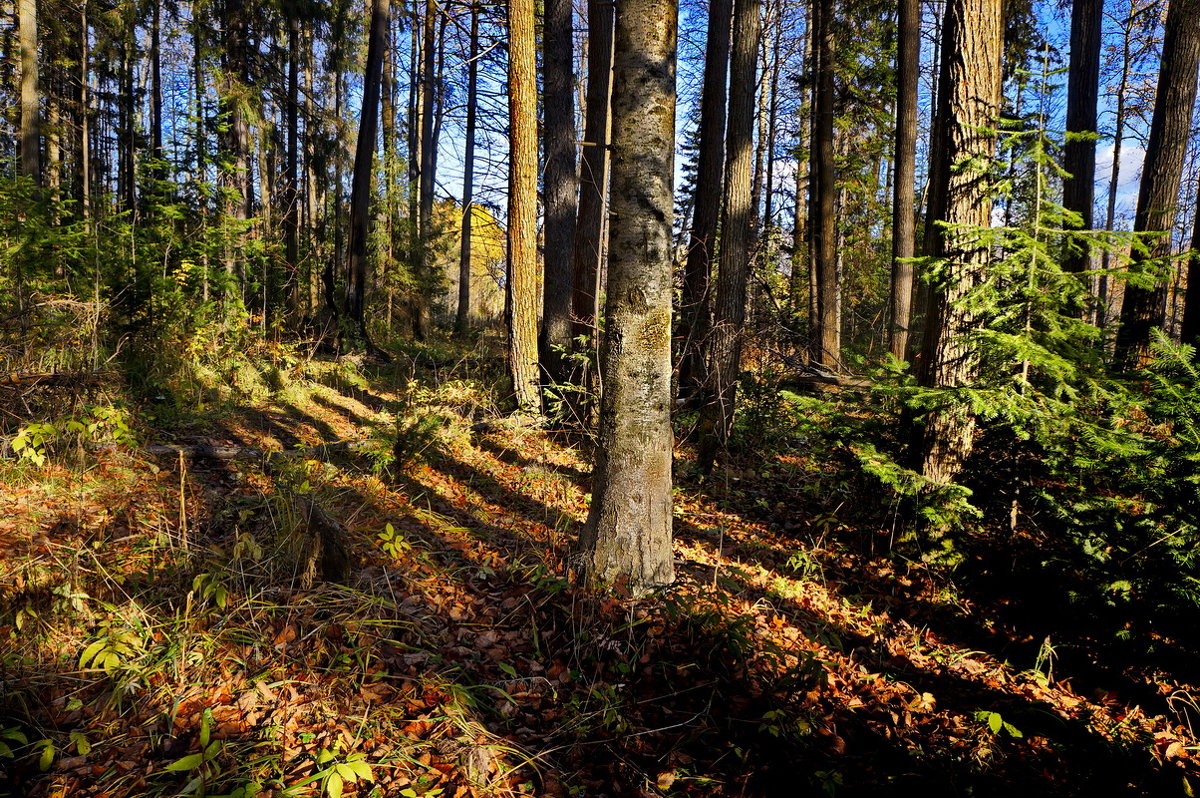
1062,0 -> 1103,277
677,0 -> 732,400
19,0 -> 39,183
577,0 -> 677,594
150,0 -> 163,180
1114,0 -> 1200,369
540,0 -> 579,392
285,15 -> 301,315
414,0 -> 440,341
1100,1 -> 1135,327
918,0 -> 1003,486
508,0 -> 542,413
455,3 -> 480,334
697,0 -> 760,472
888,0 -> 919,361
810,0 -> 839,368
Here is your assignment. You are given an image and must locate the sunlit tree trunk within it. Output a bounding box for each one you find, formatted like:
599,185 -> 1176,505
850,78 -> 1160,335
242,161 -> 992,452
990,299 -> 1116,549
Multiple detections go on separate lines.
809,0 -> 839,368
19,0 -> 39,183
1114,0 -> 1200,368
508,0 -> 542,412
918,0 -> 1003,486
578,0 -> 677,594
888,0 -> 919,361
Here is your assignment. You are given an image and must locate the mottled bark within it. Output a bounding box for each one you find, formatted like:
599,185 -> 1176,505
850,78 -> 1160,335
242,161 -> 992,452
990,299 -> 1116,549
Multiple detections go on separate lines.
918,0 -> 1003,486
1114,0 -> 1200,368
677,0 -> 732,399
888,0 -> 919,361
508,0 -> 542,412
540,0 -> 579,391
578,0 -> 677,594
697,0 -> 760,472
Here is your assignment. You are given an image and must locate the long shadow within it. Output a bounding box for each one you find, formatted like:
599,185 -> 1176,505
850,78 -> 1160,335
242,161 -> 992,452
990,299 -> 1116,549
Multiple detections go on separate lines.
308,393 -> 372,429
472,437 -> 591,488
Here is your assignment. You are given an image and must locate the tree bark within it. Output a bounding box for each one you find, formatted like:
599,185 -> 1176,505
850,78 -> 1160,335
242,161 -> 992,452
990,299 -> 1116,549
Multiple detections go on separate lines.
1062,0 -> 1103,278
345,0 -> 391,350
413,0 -> 441,341
508,0 -> 542,413
1114,0 -> 1200,369
456,3 -> 481,334
1182,186 -> 1200,349
809,0 -> 839,368
540,0 -> 580,392
19,0 -> 39,183
697,0 -> 760,472
577,0 -> 677,594
677,0 -> 732,399
918,0 -> 1003,486
571,0 -> 615,345
888,0 -> 919,361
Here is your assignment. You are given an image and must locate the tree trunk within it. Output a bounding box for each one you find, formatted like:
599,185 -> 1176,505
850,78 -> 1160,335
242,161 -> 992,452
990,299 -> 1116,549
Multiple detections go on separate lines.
19,0 -> 39,183
810,0 -> 839,368
150,0 -> 163,180
1099,1 -> 1135,327
918,0 -> 1003,486
677,0 -> 732,399
414,0 -> 440,341
697,0 -> 760,472
455,3 -> 480,334
1182,186 -> 1200,349
888,0 -> 919,361
1114,0 -> 1200,369
540,0 -> 580,392
345,0 -> 390,350
577,0 -> 677,594
1062,0 -> 1103,278
285,14 -> 301,316
508,0 -> 542,413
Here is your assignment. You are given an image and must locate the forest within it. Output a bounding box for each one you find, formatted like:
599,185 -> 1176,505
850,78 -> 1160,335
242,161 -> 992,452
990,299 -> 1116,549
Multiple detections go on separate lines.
2,0 -> 1200,792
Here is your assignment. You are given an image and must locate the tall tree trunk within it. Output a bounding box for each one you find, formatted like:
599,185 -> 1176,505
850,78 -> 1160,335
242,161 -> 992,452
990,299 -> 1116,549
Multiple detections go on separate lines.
577,0 -> 677,594
284,14 -> 301,316
508,0 -> 542,412
345,0 -> 391,351
150,0 -> 163,181
1114,0 -> 1200,369
888,0 -> 919,361
19,0 -> 39,183
809,0 -> 839,368
762,11 -> 782,268
918,0 -> 1003,486
455,3 -> 480,334
677,0 -> 732,399
1062,0 -> 1103,279
414,0 -> 439,341
78,0 -> 89,223
1099,1 -> 1135,326
697,0 -> 760,472
540,0 -> 579,393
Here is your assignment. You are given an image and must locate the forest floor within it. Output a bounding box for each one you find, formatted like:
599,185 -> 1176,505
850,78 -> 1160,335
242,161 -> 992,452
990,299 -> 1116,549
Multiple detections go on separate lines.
2,339 -> 1199,797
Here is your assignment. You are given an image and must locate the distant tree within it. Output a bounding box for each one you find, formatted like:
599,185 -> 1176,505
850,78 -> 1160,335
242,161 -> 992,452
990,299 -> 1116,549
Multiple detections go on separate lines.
677,0 -> 732,402
345,0 -> 390,353
917,0 -> 1004,486
539,0 -> 579,395
508,0 -> 542,413
1114,0 -> 1200,368
577,0 -> 677,593
696,0 -> 760,472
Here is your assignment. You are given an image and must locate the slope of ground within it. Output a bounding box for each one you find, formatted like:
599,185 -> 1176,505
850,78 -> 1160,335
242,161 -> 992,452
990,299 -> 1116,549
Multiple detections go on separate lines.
1,348 -> 1198,797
